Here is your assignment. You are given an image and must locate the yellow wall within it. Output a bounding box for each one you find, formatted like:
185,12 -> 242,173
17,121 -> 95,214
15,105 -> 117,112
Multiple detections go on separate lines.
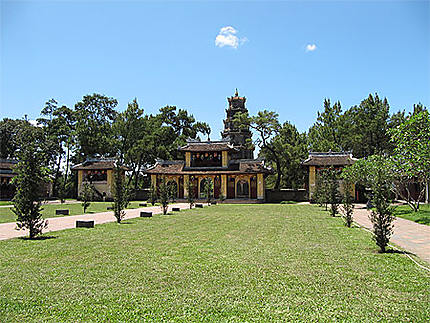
77,169 -> 115,198
222,151 -> 228,167
221,174 -> 227,198
185,152 -> 191,167
184,175 -> 189,197
257,173 -> 264,200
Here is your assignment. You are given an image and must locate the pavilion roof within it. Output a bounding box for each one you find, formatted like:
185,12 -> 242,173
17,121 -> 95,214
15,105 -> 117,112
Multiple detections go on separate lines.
145,159 -> 271,175
71,159 -> 130,171
178,141 -> 238,152
302,152 -> 358,166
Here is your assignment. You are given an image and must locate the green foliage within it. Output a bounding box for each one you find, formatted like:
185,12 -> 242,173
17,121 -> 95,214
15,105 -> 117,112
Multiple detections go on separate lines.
308,99 -> 344,152
235,110 -> 283,189
11,124 -> 49,239
342,94 -> 392,158
74,93 -> 118,161
390,109 -> 430,210
149,183 -> 158,206
313,169 -> 329,209
111,166 -> 130,223
263,121 -> 308,189
158,178 -> 171,215
343,155 -> 396,252
324,168 -> 342,217
341,180 -> 354,227
80,183 -> 94,214
308,94 -> 400,158
203,178 -> 214,204
0,118 -> 30,159
186,178 -> 195,209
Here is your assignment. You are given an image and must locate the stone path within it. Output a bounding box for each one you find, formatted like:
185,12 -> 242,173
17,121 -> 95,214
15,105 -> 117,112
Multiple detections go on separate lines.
0,203 -> 196,241
353,204 -> 430,264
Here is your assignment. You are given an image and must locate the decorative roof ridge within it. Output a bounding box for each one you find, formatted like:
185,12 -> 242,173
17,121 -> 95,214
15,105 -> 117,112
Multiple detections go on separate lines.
308,151 -> 353,156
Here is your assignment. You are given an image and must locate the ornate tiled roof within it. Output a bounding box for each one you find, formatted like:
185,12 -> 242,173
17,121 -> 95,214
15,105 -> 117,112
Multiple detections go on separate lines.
146,159 -> 271,175
302,152 -> 357,166
179,141 -> 238,152
71,159 -> 130,171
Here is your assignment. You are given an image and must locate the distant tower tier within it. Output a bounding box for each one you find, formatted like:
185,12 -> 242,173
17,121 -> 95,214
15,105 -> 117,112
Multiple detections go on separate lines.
221,89 -> 254,159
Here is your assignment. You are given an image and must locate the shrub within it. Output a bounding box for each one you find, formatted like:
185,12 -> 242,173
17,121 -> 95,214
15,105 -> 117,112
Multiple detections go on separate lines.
80,183 -> 94,214
149,183 -> 157,206
111,165 -> 130,223
341,180 -> 354,227
186,178 -> 195,209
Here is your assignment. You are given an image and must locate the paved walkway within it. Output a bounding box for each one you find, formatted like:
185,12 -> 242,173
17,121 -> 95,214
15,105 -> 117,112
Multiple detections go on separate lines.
0,203 -> 196,241
353,204 -> 430,264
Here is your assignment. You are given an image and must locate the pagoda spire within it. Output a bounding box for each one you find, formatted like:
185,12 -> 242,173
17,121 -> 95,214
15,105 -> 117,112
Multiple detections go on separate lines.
235,88 -> 239,97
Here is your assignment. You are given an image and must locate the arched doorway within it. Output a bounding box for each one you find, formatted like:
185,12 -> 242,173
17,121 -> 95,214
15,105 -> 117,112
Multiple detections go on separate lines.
236,179 -> 249,198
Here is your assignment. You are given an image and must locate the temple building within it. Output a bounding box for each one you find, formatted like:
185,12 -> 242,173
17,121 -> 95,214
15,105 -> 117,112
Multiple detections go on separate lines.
71,159 -> 129,200
302,152 -> 358,201
146,90 -> 272,201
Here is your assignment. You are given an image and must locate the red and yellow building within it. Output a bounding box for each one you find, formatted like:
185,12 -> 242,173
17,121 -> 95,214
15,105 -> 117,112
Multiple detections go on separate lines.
146,90 -> 271,201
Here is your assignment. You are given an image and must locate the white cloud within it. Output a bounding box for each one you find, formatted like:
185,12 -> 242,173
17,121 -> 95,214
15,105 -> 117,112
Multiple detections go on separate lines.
306,44 -> 317,52
215,26 -> 248,49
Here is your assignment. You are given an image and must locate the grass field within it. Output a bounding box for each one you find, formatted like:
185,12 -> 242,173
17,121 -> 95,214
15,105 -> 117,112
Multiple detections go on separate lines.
0,204 -> 429,322
394,204 -> 430,225
0,201 -> 152,224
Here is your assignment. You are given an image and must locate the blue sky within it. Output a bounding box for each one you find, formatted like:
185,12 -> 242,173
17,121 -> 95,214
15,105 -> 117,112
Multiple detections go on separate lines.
1,1 -> 429,137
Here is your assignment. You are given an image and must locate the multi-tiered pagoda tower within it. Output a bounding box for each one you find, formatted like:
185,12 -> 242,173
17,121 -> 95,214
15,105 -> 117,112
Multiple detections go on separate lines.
221,89 -> 254,159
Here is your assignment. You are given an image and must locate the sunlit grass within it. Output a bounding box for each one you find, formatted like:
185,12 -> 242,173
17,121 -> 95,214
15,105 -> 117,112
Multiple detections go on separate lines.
0,204 -> 428,321
0,201 -> 151,224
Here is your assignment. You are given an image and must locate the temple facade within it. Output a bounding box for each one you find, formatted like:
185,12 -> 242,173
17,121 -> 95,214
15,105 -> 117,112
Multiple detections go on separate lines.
146,90 -> 271,201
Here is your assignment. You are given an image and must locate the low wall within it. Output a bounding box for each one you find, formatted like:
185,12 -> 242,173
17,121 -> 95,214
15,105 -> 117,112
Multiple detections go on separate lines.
265,189 -> 308,203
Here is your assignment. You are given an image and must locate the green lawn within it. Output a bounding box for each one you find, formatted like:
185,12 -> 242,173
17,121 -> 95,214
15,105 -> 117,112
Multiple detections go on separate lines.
0,201 -> 13,206
394,204 -> 430,225
0,204 -> 428,322
0,201 -> 151,224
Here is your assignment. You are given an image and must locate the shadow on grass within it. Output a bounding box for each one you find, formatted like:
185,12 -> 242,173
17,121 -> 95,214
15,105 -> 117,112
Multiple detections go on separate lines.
385,249 -> 416,256
19,235 -> 57,241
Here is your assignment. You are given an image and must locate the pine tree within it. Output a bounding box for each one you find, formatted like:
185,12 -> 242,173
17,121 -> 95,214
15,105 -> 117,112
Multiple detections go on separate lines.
80,183 -> 94,214
12,126 -> 48,239
186,178 -> 195,209
112,165 -> 130,223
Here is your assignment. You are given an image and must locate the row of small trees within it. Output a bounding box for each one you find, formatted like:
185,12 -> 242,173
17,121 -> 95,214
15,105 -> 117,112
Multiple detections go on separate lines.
313,109 -> 429,253
149,177 -> 215,214
13,153 -> 132,238
314,159 -> 397,253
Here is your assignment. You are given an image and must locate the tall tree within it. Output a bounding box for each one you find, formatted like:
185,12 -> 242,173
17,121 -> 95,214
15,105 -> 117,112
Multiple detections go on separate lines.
74,94 -> 118,161
0,118 -> 31,159
12,124 -> 49,239
342,94 -> 391,158
343,155 -> 396,253
111,165 -> 130,223
390,109 -> 430,208
37,99 -> 76,196
234,110 -> 283,189
308,99 -> 344,152
262,121 -> 308,189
